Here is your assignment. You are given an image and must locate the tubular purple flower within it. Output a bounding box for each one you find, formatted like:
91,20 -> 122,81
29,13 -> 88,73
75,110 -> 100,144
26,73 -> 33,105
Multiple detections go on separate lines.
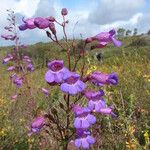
88,71 -> 118,86
34,17 -> 50,29
18,24 -> 28,31
22,18 -> 36,29
84,90 -> 104,100
2,54 -> 13,64
46,16 -> 55,22
92,29 -> 122,47
49,22 -> 56,34
41,88 -> 49,97
13,77 -> 23,87
74,129 -> 95,149
73,105 -> 96,128
27,63 -> 34,71
61,8 -> 68,16
7,66 -> 15,71
29,116 -> 45,135
1,34 -> 16,40
60,72 -> 86,95
45,60 -> 69,84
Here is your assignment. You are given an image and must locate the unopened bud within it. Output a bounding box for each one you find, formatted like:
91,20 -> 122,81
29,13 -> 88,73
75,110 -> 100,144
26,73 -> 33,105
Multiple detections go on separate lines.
61,8 -> 68,16
49,22 -> 56,34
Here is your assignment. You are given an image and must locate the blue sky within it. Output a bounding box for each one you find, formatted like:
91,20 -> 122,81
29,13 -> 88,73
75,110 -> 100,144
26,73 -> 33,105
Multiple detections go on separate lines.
0,0 -> 150,46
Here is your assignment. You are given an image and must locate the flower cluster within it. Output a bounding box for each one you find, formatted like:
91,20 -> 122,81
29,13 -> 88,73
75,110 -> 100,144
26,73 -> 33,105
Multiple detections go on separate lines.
1,10 -> 34,100
18,8 -> 120,149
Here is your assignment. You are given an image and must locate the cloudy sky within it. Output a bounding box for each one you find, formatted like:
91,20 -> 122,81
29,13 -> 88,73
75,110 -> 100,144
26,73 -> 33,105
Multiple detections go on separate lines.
0,0 -> 150,46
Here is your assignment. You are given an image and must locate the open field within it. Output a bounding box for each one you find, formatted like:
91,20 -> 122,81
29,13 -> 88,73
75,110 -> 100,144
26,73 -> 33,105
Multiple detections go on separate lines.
0,36 -> 150,149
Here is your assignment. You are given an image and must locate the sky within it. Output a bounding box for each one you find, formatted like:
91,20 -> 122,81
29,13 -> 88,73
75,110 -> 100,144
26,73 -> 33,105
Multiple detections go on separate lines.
0,0 -> 150,46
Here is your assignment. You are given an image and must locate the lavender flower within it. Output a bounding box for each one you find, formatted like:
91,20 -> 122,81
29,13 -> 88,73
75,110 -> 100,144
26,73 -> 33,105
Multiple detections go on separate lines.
74,129 -> 95,149
27,63 -> 34,71
19,18 -> 36,30
18,24 -> 28,31
2,54 -> 13,64
84,90 -> 104,100
13,77 -> 23,87
34,17 -> 50,29
45,60 -> 69,84
88,72 -> 118,86
7,66 -> 15,71
73,105 -> 96,128
29,116 -> 45,135
60,72 -> 86,95
1,34 -> 16,40
93,29 -> 122,47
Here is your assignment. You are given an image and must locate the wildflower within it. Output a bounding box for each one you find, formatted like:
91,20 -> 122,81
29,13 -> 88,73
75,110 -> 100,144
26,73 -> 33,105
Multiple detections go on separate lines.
73,105 -> 96,128
27,63 -> 34,71
74,129 -> 95,149
49,22 -> 56,34
13,77 -> 23,87
88,71 -> 118,86
45,60 -> 69,84
2,54 -> 13,64
28,116 -> 45,135
61,8 -> 68,16
93,29 -> 121,47
19,18 -> 36,30
1,34 -> 16,40
34,17 -> 50,29
41,88 -> 49,97
84,90 -> 104,100
60,72 -> 86,95
46,16 -> 55,22
18,24 -> 28,31
7,66 -> 15,71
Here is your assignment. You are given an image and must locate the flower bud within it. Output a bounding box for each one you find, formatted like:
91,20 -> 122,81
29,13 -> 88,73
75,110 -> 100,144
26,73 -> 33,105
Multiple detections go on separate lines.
61,8 -> 68,16
49,22 -> 56,34
46,16 -> 55,22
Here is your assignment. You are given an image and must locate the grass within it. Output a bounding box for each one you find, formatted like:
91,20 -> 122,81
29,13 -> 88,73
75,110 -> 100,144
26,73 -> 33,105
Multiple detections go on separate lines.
0,36 -> 150,149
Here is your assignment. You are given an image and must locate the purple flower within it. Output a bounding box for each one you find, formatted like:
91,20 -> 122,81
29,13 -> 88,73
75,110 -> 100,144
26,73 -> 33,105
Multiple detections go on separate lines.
74,129 -> 95,149
7,66 -> 15,71
1,34 -> 16,40
13,77 -> 23,87
29,116 -> 45,135
18,24 -> 28,31
2,54 -> 13,64
49,22 -> 56,34
34,17 -> 50,29
93,29 -> 122,47
41,88 -> 49,97
19,18 -> 36,31
27,63 -> 34,71
88,72 -> 118,86
46,16 -> 55,22
61,8 -> 68,16
84,90 -> 104,100
73,105 -> 96,128
88,98 -> 107,112
60,72 -> 86,95
45,60 -> 69,84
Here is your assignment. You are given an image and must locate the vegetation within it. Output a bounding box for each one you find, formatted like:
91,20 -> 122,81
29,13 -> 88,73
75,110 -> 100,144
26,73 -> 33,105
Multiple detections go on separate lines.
0,35 -> 150,149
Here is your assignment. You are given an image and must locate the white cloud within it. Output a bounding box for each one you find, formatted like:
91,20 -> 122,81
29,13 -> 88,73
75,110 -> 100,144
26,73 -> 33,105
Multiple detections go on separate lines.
88,0 -> 145,24
14,0 -> 40,17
